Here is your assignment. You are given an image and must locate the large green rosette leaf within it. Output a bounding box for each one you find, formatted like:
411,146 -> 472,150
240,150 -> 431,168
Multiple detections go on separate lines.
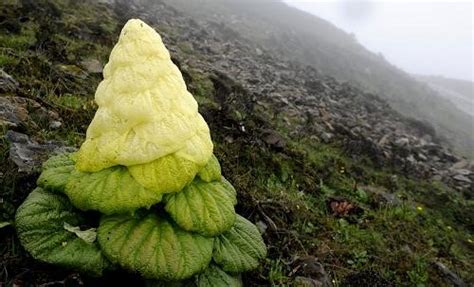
195,264 -> 242,287
75,19 -> 213,172
164,178 -> 236,236
213,215 -> 267,273
15,188 -> 110,276
37,153 -> 75,192
64,166 -> 162,214
128,153 -> 201,194
197,155 -> 221,182
98,212 -> 214,281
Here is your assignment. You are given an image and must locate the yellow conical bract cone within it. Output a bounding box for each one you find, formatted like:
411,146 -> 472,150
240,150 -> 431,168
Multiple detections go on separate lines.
76,19 -> 213,172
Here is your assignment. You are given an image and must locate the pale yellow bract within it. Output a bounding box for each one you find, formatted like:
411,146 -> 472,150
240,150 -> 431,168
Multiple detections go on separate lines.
75,19 -> 213,172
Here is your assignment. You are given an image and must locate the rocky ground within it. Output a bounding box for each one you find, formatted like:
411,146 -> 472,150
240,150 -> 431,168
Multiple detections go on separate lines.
1,0 -> 473,286
123,0 -> 473,194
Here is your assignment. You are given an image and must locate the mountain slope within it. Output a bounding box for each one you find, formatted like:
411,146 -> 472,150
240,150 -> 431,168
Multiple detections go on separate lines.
416,75 -> 474,117
0,0 -> 472,286
163,0 -> 474,158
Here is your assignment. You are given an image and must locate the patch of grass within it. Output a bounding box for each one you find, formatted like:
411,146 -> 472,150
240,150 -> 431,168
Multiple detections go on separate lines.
0,27 -> 36,51
46,93 -> 92,110
266,258 -> 289,285
0,52 -> 19,67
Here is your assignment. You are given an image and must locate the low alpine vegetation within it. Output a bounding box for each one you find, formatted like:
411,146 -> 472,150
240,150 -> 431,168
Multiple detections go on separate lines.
15,19 -> 266,286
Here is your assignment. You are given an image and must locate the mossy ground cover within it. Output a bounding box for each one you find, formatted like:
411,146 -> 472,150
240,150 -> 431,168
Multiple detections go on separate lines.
0,1 -> 472,286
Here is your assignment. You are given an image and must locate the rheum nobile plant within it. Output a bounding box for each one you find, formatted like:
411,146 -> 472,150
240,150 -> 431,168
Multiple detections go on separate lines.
15,19 -> 266,286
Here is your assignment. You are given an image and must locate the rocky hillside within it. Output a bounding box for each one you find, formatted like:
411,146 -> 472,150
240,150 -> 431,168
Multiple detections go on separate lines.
165,0 -> 474,159
416,75 -> 474,117
0,0 -> 473,286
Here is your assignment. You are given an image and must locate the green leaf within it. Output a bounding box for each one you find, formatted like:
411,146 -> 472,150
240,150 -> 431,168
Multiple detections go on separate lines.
0,222 -> 11,229
165,178 -> 236,236
128,153 -> 201,194
63,222 -> 97,244
41,153 -> 76,170
195,264 -> 242,287
98,212 -> 214,281
145,280 -> 192,287
15,188 -> 110,276
197,155 -> 221,182
213,214 -> 267,273
64,166 -> 162,214
221,178 -> 238,206
37,153 -> 75,192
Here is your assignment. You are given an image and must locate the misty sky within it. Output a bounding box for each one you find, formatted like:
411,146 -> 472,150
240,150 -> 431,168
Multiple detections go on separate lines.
283,0 -> 473,81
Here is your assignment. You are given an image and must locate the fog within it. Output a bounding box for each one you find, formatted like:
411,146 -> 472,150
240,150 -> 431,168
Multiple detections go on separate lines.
283,0 -> 473,82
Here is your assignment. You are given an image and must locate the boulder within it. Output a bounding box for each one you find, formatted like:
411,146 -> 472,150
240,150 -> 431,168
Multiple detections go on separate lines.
5,131 -> 75,174
0,69 -> 19,93
291,256 -> 332,287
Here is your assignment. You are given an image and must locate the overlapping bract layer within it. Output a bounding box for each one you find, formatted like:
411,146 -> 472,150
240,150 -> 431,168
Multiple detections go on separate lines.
75,19 -> 213,172
98,213 -> 214,280
15,188 -> 110,276
37,153 -> 163,214
65,166 -> 163,215
19,151 -> 266,281
213,215 -> 268,273
164,178 -> 237,236
36,153 -> 75,191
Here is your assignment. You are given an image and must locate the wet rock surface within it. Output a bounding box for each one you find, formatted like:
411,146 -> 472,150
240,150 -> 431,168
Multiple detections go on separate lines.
0,97 -> 29,129
290,256 -> 333,287
0,69 -> 19,93
5,131 -> 74,173
0,96 -> 62,131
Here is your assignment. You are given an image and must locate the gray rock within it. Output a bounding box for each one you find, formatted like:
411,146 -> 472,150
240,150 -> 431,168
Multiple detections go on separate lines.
406,154 -> 416,164
80,59 -> 103,74
453,174 -> 472,183
453,169 -> 472,176
293,276 -> 326,287
255,220 -> 267,234
0,97 -> 61,130
320,132 -> 333,143
432,262 -> 466,287
5,131 -> 75,173
431,175 -> 443,181
375,191 -> 401,207
49,120 -> 62,129
291,256 -> 332,287
395,137 -> 409,147
262,129 -> 286,150
362,185 -> 402,207
417,153 -> 428,161
0,69 -> 19,93
0,97 -> 29,128
451,160 -> 469,170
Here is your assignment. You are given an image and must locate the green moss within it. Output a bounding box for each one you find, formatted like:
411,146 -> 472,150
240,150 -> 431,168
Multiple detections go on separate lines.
177,41 -> 194,54
0,53 -> 19,66
0,31 -> 36,51
46,93 -> 91,110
